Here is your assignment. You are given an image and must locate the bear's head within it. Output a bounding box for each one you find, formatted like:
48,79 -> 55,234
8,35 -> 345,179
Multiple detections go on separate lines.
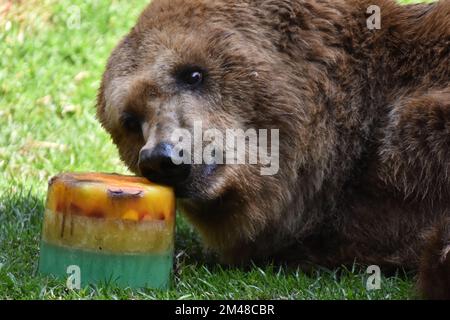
97,0 -> 352,261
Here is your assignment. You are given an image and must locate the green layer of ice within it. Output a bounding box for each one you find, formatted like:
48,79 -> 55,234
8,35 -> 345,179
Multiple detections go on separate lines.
39,241 -> 172,289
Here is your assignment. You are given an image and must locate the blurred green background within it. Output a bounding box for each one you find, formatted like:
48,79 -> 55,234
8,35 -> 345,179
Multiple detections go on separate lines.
0,0 -> 428,299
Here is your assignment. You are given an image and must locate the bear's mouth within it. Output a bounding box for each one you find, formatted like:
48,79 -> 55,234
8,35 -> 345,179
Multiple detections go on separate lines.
177,187 -> 235,217
173,184 -> 197,199
173,164 -> 222,200
142,163 -> 222,200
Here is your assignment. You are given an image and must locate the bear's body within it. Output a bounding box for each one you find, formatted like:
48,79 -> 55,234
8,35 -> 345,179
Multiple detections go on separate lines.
97,0 -> 450,298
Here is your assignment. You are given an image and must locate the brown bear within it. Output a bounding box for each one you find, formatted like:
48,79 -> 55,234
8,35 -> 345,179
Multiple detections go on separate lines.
96,0 -> 450,299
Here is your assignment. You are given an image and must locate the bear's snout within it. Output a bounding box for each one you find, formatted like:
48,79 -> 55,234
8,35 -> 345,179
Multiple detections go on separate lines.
139,142 -> 191,186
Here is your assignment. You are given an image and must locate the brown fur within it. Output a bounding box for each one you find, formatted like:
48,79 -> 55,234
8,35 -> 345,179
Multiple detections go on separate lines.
96,0 -> 450,299
418,217 -> 450,299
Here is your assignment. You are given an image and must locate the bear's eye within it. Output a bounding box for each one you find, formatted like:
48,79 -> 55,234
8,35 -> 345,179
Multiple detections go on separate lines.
121,112 -> 142,134
175,65 -> 205,89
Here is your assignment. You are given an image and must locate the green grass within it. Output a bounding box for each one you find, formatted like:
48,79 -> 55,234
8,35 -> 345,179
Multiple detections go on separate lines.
0,0 -> 426,300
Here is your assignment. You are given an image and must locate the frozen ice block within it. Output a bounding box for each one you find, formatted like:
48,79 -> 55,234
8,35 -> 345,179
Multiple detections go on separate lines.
38,173 -> 176,289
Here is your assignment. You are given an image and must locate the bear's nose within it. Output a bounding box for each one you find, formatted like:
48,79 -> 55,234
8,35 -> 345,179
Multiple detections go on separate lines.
139,142 -> 191,186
